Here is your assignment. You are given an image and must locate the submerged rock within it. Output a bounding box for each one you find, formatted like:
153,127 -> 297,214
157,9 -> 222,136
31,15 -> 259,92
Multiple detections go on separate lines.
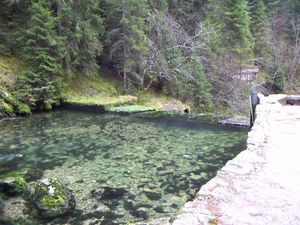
142,188 -> 162,201
92,204 -> 111,218
0,153 -> 23,165
130,207 -> 149,220
91,186 -> 127,200
34,178 -> 75,218
1,197 -> 28,220
0,175 -> 28,196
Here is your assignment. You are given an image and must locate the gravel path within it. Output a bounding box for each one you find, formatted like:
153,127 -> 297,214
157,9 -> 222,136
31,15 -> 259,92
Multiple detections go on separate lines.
173,94 -> 300,225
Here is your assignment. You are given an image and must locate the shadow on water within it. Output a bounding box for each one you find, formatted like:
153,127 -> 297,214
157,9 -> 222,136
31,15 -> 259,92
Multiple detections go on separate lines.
0,110 -> 248,224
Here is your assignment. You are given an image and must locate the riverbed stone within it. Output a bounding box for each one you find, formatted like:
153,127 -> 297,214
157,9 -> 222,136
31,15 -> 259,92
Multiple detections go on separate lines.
92,204 -> 110,218
0,153 -> 23,165
91,186 -> 127,199
1,197 -> 28,220
142,188 -> 162,201
130,207 -> 149,220
34,178 -> 75,218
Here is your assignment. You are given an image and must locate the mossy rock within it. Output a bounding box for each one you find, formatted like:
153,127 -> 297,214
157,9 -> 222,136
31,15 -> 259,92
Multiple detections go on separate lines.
0,175 -> 28,196
34,178 -> 75,218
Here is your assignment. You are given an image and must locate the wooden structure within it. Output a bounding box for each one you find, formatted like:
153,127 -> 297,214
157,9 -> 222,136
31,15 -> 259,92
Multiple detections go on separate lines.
233,67 -> 260,82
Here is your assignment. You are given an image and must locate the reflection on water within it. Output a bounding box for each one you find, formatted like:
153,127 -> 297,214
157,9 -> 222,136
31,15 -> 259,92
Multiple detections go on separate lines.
0,110 -> 247,224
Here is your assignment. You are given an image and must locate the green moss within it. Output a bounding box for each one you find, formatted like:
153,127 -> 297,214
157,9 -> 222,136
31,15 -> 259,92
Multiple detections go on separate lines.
0,175 -> 28,196
138,89 -> 190,112
33,178 -> 75,218
108,105 -> 157,113
65,95 -> 138,108
64,73 -> 121,98
40,194 -> 67,208
34,178 -> 68,209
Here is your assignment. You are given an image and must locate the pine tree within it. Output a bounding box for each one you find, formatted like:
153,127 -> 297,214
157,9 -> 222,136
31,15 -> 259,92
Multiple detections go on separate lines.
223,0 -> 254,60
205,0 -> 254,62
286,0 -> 300,41
264,0 -> 280,14
147,0 -> 168,11
204,0 -> 224,56
102,0 -> 149,93
55,0 -> 103,76
248,0 -> 268,56
0,0 -> 30,55
18,0 -> 64,110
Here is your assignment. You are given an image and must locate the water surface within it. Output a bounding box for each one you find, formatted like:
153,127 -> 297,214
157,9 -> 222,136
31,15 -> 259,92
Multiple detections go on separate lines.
0,111 -> 247,224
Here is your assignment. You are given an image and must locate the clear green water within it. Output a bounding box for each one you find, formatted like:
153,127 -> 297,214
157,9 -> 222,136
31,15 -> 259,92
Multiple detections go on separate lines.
0,110 -> 247,224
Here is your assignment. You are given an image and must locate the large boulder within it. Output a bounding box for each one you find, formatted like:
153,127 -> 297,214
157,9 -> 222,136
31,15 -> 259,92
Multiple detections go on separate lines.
34,178 -> 75,218
0,175 -> 28,196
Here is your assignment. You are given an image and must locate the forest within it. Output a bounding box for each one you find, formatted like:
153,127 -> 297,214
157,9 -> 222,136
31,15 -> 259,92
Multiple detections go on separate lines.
1,1 -> 300,224
0,0 -> 299,115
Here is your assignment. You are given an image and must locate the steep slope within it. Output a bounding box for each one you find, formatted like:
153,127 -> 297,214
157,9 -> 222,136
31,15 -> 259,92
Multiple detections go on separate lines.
0,56 -> 31,117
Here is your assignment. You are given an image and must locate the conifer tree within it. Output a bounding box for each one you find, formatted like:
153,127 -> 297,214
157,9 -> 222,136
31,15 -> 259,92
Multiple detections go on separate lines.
205,0 -> 254,62
102,0 -> 149,93
223,0 -> 254,60
55,0 -> 103,76
248,0 -> 268,56
18,0 -> 64,110
286,0 -> 300,41
204,0 -> 224,56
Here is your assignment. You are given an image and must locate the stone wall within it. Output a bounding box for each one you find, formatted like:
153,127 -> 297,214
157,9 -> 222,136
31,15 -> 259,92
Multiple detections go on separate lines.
172,94 -> 283,225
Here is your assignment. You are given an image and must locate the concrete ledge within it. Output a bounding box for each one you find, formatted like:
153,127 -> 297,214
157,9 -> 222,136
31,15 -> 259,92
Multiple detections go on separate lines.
218,117 -> 250,128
